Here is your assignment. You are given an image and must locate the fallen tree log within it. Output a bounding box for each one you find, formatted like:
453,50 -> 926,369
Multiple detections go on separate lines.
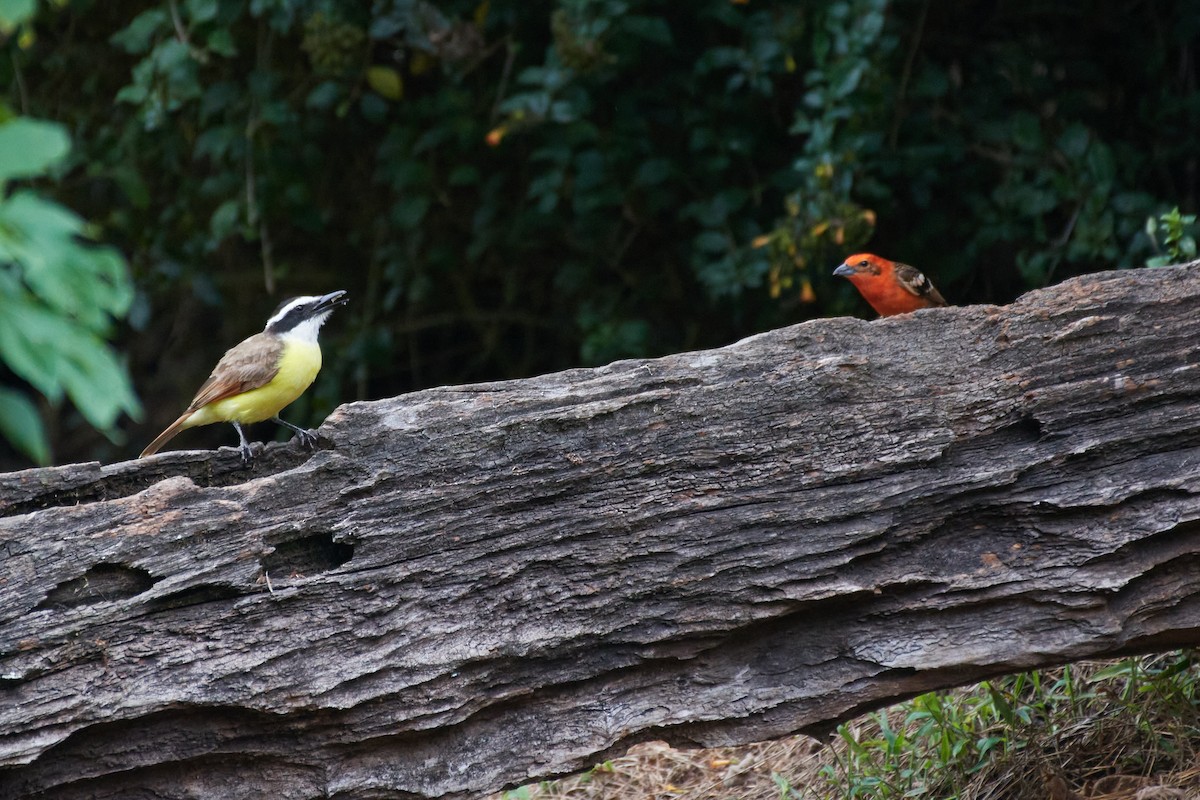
2,264 -> 1200,799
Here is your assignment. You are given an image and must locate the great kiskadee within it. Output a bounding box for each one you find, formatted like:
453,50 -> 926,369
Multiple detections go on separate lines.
140,291 -> 348,463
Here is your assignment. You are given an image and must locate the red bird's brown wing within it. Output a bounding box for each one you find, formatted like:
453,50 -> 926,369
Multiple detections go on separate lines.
185,333 -> 283,412
894,263 -> 947,307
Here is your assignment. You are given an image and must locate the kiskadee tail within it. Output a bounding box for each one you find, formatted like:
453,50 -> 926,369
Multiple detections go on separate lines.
140,413 -> 192,458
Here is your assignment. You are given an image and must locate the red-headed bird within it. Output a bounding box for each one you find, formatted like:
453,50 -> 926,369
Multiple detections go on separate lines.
834,254 -> 947,316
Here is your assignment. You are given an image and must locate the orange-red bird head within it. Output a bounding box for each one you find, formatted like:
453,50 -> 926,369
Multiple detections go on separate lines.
834,253 -> 948,316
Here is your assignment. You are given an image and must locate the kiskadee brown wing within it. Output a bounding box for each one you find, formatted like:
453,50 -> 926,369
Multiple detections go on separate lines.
185,333 -> 283,411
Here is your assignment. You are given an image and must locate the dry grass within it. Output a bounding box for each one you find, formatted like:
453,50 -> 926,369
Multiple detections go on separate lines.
488,734 -> 828,800
489,654 -> 1200,800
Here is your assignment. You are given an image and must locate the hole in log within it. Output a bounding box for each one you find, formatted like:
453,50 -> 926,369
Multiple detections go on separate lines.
935,412 -> 1050,467
261,531 -> 354,580
1012,414 -> 1045,442
150,583 -> 245,611
36,563 -> 155,610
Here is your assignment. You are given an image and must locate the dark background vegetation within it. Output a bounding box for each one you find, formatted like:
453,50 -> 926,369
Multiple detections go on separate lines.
2,0 -> 1198,469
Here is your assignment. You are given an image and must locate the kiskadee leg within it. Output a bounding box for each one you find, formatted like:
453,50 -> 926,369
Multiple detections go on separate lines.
232,421 -> 254,465
273,416 -> 318,449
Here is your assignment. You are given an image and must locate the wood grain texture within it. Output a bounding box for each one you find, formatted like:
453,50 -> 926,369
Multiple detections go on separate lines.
3,264 -> 1200,798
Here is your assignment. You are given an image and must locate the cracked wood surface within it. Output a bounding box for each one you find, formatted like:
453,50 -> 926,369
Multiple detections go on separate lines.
2,264 -> 1200,798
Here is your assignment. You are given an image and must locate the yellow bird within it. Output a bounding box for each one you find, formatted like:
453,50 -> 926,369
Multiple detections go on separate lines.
140,291 -> 348,463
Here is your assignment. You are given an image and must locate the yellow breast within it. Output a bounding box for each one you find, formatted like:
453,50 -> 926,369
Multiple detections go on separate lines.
191,340 -> 322,426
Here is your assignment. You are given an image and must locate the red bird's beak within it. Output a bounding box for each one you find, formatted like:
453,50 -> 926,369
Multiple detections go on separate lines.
833,263 -> 854,278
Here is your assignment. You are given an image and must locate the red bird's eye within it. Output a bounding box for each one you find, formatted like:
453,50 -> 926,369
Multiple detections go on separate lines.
858,260 -> 869,267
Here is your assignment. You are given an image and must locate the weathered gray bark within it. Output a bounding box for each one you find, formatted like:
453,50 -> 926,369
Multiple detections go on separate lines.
2,264 -> 1200,799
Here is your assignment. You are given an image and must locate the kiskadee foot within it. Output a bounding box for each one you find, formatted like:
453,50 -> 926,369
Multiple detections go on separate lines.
233,422 -> 256,467
273,416 -> 319,450
293,428 -> 318,449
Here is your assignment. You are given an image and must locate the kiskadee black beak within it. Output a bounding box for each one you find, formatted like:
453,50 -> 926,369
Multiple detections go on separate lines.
317,290 -> 349,310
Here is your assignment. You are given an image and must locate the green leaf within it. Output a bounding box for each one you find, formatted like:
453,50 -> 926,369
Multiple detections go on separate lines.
360,92 -> 389,123
695,229 -> 729,253
210,198 -> 241,241
0,143 -> 140,458
115,82 -> 149,105
621,15 -> 672,45
186,0 -> 219,24
830,61 -> 865,98
1085,139 -> 1115,184
0,387 -> 49,464
390,196 -> 430,230
0,118 -> 70,183
108,164 -> 151,210
367,66 -> 404,101
153,39 -> 199,93
0,191 -> 132,327
55,332 -> 142,428
1057,123 -> 1090,160
633,158 -> 672,186
194,124 -> 239,161
1,303 -> 140,430
369,13 -> 403,39
0,0 -> 35,28
306,81 -> 341,110
573,149 -> 606,190
0,298 -> 65,400
110,8 -> 168,54
1010,111 -> 1042,151
207,28 -> 237,57
448,164 -> 480,186
1088,659 -> 1135,681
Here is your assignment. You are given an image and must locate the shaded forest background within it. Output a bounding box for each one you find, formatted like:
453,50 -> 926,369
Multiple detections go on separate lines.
1,0 -> 1198,469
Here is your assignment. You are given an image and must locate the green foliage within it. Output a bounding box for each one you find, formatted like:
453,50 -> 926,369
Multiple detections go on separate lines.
501,781 -> 558,800
0,116 -> 67,178
773,771 -> 803,799
3,0 -> 1199,463
1145,207 -> 1198,267
0,115 -> 141,464
769,0 -> 887,306
0,0 -> 36,30
799,652 -> 1200,799
302,11 -> 367,76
